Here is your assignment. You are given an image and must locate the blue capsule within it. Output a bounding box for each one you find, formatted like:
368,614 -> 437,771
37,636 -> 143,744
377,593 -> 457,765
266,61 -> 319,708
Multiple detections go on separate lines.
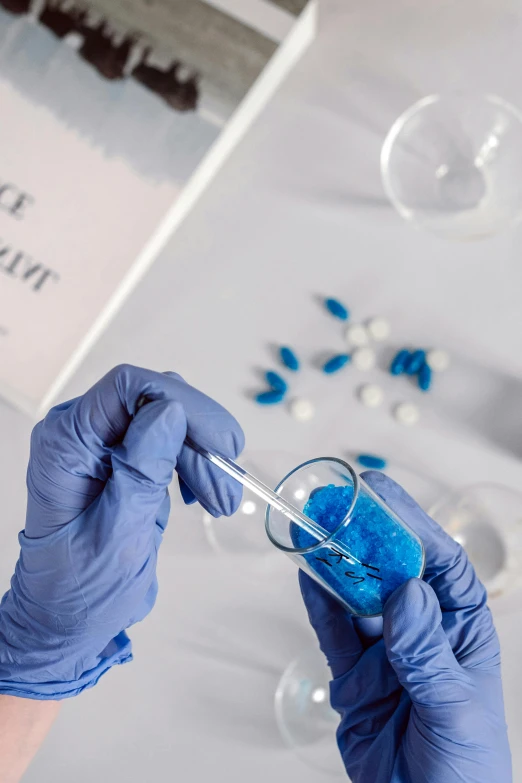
325,297 -> 349,321
265,371 -> 288,393
405,349 -> 426,375
280,346 -> 300,372
255,389 -> 286,405
390,349 -> 411,375
418,362 -> 432,392
356,453 -> 388,470
322,353 -> 351,374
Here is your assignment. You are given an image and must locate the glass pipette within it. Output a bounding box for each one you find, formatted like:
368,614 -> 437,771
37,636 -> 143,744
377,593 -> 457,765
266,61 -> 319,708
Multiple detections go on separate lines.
185,437 -> 359,563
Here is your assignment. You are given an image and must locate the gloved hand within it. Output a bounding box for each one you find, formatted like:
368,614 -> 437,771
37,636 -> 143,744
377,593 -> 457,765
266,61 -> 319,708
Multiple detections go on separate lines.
300,471 -> 512,783
0,365 -> 244,700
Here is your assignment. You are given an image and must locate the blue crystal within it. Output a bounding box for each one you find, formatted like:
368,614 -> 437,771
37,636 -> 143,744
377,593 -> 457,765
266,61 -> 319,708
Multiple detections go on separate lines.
292,484 -> 424,616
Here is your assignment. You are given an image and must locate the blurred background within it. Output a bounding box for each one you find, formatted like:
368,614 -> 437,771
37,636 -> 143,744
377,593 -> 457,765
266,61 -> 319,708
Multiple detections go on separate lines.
2,0 -> 522,780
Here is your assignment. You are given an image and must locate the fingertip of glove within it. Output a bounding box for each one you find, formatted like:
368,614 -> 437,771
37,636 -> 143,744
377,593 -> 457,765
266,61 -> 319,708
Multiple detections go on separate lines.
353,615 -> 383,645
179,477 -> 197,505
200,481 -> 243,518
385,577 -> 429,608
220,482 -> 243,517
384,579 -> 440,637
221,423 -> 245,460
360,469 -> 387,484
360,470 -> 400,500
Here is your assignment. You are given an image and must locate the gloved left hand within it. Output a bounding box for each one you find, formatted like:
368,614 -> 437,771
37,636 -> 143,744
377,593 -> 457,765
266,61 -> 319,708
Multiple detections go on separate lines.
300,471 -> 512,783
0,364 -> 244,700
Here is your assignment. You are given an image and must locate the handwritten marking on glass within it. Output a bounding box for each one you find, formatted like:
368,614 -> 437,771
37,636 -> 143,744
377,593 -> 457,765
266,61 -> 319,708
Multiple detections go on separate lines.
314,548 -> 382,584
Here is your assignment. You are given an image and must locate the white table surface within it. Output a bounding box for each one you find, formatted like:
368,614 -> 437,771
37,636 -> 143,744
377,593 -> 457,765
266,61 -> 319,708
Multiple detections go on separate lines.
2,0 -> 522,780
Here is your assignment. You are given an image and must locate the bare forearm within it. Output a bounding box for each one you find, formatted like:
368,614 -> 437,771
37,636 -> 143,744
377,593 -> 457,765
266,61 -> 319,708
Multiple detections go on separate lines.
0,696 -> 60,783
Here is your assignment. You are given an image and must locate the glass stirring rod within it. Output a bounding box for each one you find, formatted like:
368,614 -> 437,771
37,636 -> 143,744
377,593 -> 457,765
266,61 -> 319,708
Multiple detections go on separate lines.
185,437 -> 359,563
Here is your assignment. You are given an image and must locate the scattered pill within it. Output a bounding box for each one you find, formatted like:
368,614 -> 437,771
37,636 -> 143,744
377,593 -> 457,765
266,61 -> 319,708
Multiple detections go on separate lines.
265,370 -> 287,393
405,349 -> 426,375
394,402 -> 420,426
325,297 -> 349,321
345,324 -> 369,348
359,384 -> 384,407
356,453 -> 388,470
280,346 -> 300,372
426,349 -> 450,372
352,347 -> 376,371
323,353 -> 351,374
255,389 -> 286,405
289,397 -> 315,421
418,362 -> 432,392
390,349 -> 411,375
367,317 -> 390,342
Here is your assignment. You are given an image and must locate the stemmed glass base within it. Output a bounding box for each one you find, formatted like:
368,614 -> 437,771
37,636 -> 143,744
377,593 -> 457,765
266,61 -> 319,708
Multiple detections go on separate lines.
275,647 -> 346,777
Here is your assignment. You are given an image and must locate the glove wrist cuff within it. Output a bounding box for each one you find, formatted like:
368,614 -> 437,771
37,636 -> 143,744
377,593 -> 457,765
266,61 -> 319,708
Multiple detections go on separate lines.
0,602 -> 133,700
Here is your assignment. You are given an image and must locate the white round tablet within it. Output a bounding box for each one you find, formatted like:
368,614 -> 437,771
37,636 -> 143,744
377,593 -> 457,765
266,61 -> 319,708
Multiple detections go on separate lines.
352,347 -> 376,371
345,324 -> 369,347
367,317 -> 390,342
394,402 -> 420,426
289,397 -> 315,421
426,349 -> 450,372
359,384 -> 384,408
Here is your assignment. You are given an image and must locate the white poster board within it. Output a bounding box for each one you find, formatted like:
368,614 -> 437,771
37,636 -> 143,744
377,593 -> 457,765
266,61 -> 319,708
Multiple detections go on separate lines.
0,0 -> 315,415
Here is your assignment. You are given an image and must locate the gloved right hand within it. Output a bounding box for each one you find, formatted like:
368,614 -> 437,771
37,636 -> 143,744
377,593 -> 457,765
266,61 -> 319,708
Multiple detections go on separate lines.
300,471 -> 512,783
0,365 -> 244,700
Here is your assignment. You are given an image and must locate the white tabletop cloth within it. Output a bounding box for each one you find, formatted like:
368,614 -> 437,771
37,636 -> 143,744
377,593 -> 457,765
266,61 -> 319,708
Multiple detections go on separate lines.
1,0 -> 522,780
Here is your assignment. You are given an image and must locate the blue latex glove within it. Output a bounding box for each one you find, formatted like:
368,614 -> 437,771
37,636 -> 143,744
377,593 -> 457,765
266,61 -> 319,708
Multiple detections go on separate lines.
0,365 -> 244,700
300,471 -> 512,783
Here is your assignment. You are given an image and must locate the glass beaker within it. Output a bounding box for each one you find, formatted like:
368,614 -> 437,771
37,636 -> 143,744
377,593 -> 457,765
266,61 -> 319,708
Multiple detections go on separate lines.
266,457 -> 425,617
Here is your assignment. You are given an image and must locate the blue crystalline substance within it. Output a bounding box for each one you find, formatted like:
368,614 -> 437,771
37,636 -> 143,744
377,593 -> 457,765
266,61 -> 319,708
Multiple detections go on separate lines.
292,484 -> 424,616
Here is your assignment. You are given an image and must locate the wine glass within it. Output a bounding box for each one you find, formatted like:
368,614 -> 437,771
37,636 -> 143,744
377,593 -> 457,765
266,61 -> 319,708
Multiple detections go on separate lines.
381,93 -> 522,240
429,482 -> 522,599
275,646 -> 346,777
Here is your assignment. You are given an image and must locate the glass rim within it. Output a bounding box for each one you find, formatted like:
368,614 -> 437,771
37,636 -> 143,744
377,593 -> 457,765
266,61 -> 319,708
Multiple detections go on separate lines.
265,456 -> 360,555
380,91 -> 522,235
